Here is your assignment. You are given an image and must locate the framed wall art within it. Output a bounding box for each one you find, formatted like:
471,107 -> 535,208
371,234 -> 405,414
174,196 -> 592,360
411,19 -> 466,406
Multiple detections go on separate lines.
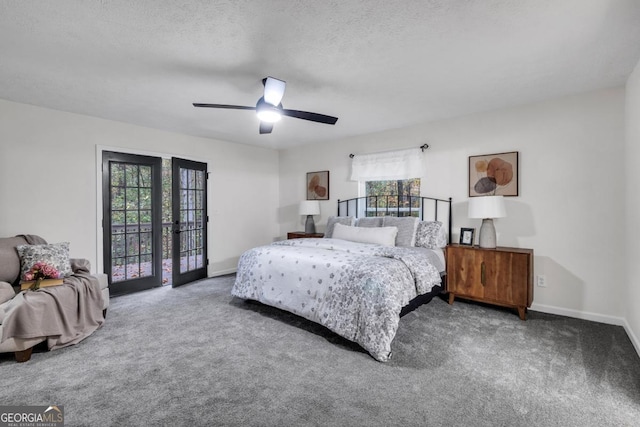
469,151 -> 518,197
307,171 -> 329,200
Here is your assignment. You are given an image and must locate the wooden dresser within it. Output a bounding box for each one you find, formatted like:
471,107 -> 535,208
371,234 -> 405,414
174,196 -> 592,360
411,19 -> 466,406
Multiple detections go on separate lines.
446,244 -> 534,320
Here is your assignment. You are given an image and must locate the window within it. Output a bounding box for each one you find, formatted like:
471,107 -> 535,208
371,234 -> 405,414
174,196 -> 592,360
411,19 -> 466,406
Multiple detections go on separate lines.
364,178 -> 421,217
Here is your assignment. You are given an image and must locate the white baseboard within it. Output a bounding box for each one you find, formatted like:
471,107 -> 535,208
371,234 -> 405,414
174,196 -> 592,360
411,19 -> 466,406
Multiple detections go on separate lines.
531,302 -> 640,358
530,302 -> 625,326
208,268 -> 237,277
622,319 -> 640,358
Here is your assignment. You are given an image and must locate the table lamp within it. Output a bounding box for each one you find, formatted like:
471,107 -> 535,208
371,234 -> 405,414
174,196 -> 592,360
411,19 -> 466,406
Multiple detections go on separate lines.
468,195 -> 506,249
299,200 -> 321,234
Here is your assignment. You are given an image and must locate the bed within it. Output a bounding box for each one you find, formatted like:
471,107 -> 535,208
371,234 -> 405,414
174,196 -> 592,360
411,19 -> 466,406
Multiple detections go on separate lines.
232,196 -> 452,362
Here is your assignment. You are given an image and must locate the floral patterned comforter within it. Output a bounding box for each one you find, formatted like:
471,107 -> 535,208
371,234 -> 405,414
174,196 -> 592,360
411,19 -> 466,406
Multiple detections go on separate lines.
231,238 -> 444,362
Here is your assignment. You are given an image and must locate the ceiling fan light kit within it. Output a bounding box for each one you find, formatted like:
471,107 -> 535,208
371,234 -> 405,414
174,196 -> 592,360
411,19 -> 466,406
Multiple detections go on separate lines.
255,98 -> 282,123
193,76 -> 338,134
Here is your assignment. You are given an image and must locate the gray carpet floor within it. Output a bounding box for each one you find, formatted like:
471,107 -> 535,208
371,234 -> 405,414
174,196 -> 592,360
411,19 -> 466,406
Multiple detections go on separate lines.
1,274 -> 639,426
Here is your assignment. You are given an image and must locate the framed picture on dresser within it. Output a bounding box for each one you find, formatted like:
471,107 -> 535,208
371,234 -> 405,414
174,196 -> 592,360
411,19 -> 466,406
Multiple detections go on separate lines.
459,228 -> 475,246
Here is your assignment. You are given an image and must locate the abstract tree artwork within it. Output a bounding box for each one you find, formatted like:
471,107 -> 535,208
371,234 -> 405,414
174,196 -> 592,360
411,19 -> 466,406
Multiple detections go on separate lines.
306,171 -> 329,200
469,152 -> 518,197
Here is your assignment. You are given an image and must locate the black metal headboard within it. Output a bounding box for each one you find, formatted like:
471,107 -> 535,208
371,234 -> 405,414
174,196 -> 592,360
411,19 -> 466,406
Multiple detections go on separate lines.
337,196 -> 453,244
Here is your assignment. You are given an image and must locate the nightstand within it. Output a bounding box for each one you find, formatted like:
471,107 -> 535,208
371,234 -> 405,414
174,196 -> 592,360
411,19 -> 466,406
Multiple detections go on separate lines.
287,231 -> 324,239
446,244 -> 534,320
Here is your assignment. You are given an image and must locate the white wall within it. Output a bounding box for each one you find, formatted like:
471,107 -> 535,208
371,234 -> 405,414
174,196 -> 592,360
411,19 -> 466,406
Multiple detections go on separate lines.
0,86 -> 632,337
0,99 -> 280,276
625,59 -> 640,353
280,87 -> 626,323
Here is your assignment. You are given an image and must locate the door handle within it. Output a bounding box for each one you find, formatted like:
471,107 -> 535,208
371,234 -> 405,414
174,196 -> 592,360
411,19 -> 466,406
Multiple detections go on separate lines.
481,262 -> 486,286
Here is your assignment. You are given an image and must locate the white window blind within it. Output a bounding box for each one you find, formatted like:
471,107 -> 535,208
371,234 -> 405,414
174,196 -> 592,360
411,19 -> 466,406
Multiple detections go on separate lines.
350,148 -> 425,181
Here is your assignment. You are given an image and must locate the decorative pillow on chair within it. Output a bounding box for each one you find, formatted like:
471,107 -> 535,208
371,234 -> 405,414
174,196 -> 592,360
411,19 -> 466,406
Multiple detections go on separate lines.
382,216 -> 419,247
16,242 -> 72,281
415,221 -> 447,249
324,216 -> 356,238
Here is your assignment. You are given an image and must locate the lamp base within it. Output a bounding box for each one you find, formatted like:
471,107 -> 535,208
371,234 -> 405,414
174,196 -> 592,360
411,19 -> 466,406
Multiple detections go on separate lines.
478,218 -> 497,249
305,215 -> 316,234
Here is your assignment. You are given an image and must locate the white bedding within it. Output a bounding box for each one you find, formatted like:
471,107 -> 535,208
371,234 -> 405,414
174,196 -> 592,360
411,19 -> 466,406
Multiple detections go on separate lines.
231,238 -> 444,361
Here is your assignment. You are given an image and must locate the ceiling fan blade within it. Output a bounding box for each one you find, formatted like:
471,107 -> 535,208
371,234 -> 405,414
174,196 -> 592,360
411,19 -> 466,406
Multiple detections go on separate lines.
263,77 -> 286,106
192,103 -> 256,110
259,122 -> 274,134
281,109 -> 338,125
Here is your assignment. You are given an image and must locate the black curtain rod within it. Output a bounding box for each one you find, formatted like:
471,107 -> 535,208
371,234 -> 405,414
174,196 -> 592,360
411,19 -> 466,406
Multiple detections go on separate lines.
349,143 -> 429,158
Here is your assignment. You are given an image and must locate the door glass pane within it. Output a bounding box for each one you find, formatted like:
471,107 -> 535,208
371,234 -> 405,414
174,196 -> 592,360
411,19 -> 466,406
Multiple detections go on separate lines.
196,247 -> 203,268
126,234 -> 139,256
139,166 -> 151,188
125,165 -> 139,187
112,257 -> 124,282
180,169 -> 188,188
140,210 -> 152,230
126,189 -> 139,209
112,210 -> 125,226
196,170 -> 204,190
126,210 -> 139,226
126,256 -> 139,278
180,190 -> 188,209
140,232 -> 152,254
112,187 -> 125,209
111,164 -> 124,186
112,234 -> 125,257
189,190 -> 195,211
139,188 -> 151,209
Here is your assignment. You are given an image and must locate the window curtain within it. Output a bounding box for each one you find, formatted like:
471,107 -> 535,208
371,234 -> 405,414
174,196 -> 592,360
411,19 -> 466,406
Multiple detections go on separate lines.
350,148 -> 425,181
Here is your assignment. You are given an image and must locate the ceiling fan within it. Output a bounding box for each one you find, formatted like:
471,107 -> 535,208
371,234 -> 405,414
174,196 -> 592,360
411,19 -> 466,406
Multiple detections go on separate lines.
193,77 -> 339,134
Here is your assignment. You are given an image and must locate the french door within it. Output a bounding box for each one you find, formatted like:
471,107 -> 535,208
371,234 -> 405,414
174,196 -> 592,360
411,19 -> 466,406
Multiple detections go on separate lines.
102,152 -> 208,295
171,158 -> 208,287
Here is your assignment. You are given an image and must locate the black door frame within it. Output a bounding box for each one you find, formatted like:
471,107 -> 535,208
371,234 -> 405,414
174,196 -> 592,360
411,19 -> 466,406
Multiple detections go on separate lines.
102,151 -> 163,295
171,157 -> 209,287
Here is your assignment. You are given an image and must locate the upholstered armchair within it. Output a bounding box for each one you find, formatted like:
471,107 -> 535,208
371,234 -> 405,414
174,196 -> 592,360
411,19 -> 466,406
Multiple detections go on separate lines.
0,235 -> 109,362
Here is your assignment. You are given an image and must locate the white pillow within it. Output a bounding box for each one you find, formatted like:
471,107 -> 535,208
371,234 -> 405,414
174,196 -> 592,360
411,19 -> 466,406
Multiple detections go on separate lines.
332,223 -> 398,246
324,216 -> 356,238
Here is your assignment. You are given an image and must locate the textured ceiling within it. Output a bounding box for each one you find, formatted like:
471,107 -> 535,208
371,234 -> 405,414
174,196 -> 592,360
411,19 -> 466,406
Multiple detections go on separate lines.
1,0 -> 639,150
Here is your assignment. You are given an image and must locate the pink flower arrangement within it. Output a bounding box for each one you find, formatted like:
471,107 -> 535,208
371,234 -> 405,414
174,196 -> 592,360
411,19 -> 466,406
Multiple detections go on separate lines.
24,262 -> 61,290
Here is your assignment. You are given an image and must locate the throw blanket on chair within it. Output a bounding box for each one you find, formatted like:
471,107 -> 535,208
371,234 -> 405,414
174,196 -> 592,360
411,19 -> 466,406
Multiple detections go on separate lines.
18,234 -> 48,246
1,273 -> 104,350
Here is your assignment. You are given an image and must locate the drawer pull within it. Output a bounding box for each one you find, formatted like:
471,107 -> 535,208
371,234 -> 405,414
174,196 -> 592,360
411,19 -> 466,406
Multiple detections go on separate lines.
481,262 -> 486,286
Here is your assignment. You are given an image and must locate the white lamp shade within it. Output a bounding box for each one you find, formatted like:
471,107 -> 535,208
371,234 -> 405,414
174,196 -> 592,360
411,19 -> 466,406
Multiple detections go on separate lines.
468,196 -> 506,219
299,200 -> 320,216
